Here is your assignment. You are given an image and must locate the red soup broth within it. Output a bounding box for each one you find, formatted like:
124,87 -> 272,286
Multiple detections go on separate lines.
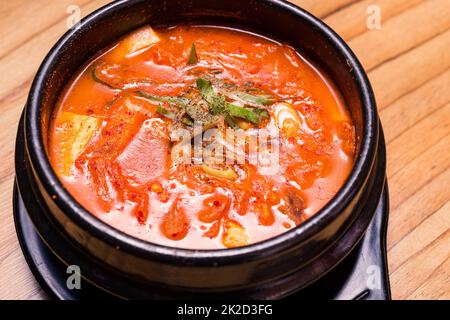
48,25 -> 355,249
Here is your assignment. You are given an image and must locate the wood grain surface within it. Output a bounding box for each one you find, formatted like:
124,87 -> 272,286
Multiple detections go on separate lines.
0,0 -> 449,300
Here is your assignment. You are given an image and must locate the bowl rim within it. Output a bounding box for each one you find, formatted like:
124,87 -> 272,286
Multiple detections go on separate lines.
25,0 -> 378,263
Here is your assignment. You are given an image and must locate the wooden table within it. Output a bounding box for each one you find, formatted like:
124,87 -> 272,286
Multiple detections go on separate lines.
0,0 -> 448,300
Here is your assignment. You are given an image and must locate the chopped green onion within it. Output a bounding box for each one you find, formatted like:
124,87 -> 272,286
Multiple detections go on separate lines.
187,43 -> 198,65
196,77 -> 267,125
156,105 -> 168,115
181,116 -> 194,126
137,91 -> 190,106
253,108 -> 270,119
234,92 -> 275,106
92,67 -> 116,89
185,103 -> 220,129
196,78 -> 227,115
225,103 -> 260,124
224,114 -> 239,129
156,106 -> 176,120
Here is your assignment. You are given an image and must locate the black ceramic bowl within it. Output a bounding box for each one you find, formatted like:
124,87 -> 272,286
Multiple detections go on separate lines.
17,0 -> 385,298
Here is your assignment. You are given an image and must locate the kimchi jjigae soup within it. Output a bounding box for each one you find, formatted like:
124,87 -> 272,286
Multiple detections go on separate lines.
48,25 -> 355,249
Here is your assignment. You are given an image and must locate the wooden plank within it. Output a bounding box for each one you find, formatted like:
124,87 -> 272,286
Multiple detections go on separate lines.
380,69 -> 450,143
389,208 -> 450,299
407,257 -> 450,300
348,0 -> 450,70
388,132 -> 450,209
0,247 -> 46,299
388,169 -> 450,250
0,0 -> 93,58
291,0 -> 358,17
388,200 -> 450,273
0,0 -> 111,102
369,29 -> 450,109
325,0 -> 424,40
386,104 -> 450,178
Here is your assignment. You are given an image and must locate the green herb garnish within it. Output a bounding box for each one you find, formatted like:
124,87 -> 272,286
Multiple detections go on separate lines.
156,105 -> 168,115
226,103 -> 260,124
196,78 -> 265,125
185,103 -> 221,129
187,43 -> 198,65
156,105 -> 176,120
196,78 -> 225,114
234,92 -> 275,106
181,115 -> 194,126
138,78 -> 270,129
137,91 -> 190,106
253,107 -> 270,120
